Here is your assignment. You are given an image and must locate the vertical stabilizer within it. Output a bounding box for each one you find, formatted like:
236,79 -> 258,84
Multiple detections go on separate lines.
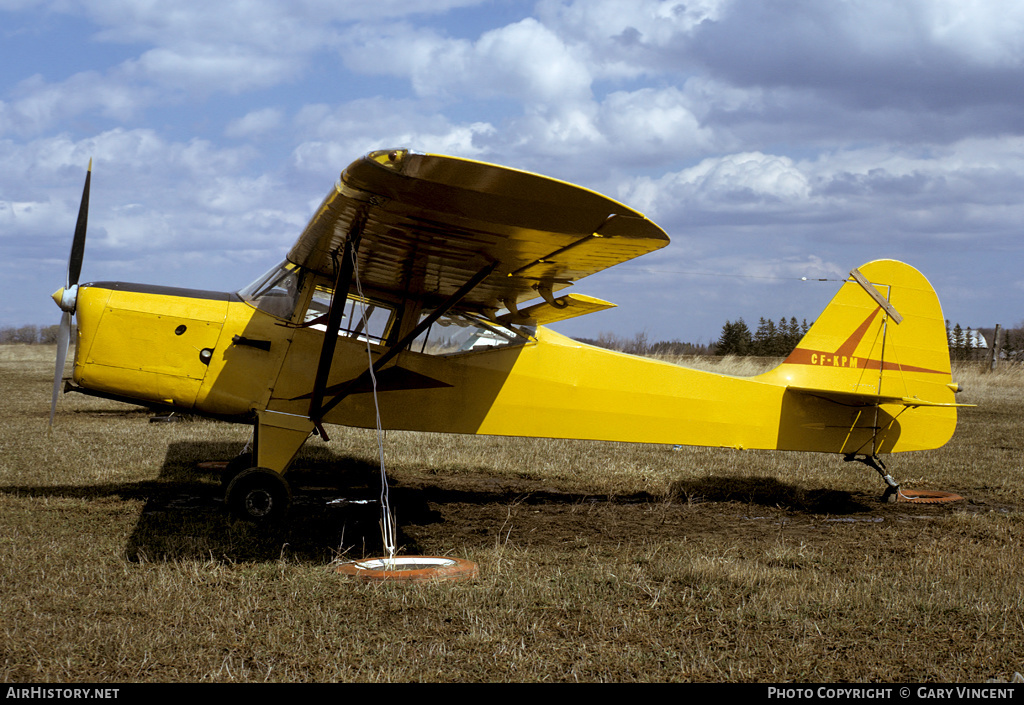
759,260 -> 959,453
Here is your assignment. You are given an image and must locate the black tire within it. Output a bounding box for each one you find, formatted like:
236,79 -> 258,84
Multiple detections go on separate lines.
221,452 -> 254,489
225,467 -> 292,524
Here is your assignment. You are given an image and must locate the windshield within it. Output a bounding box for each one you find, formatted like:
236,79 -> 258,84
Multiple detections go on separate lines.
239,262 -> 305,320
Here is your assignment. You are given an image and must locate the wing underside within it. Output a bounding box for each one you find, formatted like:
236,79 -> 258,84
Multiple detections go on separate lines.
287,149 -> 669,314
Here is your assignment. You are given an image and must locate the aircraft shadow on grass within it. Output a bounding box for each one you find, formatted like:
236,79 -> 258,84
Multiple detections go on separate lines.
667,476 -> 873,516
129,440 -> 877,563
122,439 -> 433,564
4,434 -> 874,564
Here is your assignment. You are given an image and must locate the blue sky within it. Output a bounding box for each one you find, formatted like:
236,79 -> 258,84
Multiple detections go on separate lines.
2,0 -> 1022,344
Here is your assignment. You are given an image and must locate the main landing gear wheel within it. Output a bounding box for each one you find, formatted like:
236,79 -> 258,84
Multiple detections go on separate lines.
220,452 -> 254,490
225,467 -> 292,524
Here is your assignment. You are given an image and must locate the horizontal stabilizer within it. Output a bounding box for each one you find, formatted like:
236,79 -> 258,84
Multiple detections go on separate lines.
495,293 -> 616,326
787,386 -> 974,409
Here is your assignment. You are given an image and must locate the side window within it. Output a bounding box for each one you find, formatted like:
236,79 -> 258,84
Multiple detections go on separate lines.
304,288 -> 332,322
412,311 -> 532,355
302,288 -> 395,346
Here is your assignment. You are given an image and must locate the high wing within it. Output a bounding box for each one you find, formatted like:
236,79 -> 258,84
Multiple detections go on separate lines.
287,149 -> 669,314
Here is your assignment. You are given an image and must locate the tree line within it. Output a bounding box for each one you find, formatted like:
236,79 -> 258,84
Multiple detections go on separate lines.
580,317 -> 1024,364
949,323 -> 1024,363
577,318 -> 806,358
715,317 -> 810,357
0,324 -> 63,345
575,331 -> 713,357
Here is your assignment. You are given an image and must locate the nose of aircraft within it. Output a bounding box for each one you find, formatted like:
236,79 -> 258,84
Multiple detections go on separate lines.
51,285 -> 79,313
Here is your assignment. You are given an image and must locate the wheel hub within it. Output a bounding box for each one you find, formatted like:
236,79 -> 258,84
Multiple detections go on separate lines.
244,488 -> 275,517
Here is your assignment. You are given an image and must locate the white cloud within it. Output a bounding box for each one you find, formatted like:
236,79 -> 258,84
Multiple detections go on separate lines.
0,198 -> 53,232
536,0 -> 727,78
921,0 -> 1024,66
85,0 -> 330,53
290,99 -> 496,176
0,71 -> 156,136
83,0 -> 483,45
340,18 -> 593,107
0,129 -> 287,259
599,87 -> 715,159
225,108 -> 284,139
124,46 -> 301,94
624,152 -> 812,219
470,18 -> 593,104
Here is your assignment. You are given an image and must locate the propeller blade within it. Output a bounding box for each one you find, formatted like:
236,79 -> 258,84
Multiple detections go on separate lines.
49,310 -> 72,427
50,160 -> 90,427
67,159 -> 91,289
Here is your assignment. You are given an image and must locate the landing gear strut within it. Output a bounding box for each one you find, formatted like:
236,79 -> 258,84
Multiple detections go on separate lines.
844,454 -> 900,502
221,410 -> 311,523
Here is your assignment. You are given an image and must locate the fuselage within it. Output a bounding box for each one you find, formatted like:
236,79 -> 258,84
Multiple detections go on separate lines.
64,259 -> 959,460
71,277 -> 798,448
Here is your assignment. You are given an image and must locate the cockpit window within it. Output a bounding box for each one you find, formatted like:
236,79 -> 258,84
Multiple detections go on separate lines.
239,262 -> 305,320
302,286 -> 396,346
412,311 -> 533,355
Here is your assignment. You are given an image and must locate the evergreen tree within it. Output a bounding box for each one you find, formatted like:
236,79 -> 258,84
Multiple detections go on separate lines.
952,323 -> 966,361
752,317 -> 778,356
785,316 -> 801,352
715,316 -> 811,358
716,319 -> 752,356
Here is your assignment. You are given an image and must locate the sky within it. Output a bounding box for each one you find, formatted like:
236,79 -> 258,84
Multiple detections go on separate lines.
2,0 -> 1022,345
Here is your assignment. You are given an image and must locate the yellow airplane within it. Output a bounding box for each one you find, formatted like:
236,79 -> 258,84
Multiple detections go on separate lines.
50,149 -> 968,522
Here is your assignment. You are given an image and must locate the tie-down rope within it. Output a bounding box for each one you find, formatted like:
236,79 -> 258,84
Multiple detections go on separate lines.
349,246 -> 398,562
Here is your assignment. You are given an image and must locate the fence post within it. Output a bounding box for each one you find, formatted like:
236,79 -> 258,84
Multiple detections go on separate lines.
988,323 -> 1002,371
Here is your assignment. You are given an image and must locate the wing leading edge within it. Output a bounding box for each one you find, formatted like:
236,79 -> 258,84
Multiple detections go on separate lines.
287,149 -> 669,315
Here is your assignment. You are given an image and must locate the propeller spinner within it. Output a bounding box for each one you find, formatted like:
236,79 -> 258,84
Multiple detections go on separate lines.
49,160 -> 91,426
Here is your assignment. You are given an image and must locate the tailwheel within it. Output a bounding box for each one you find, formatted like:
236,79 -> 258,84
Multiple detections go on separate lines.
844,454 -> 900,502
225,467 -> 292,524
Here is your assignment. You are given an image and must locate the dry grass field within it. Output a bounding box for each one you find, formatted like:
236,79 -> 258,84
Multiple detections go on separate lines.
1,344 -> 1022,682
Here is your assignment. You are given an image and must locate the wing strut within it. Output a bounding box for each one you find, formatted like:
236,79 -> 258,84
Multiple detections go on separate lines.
308,222 -> 365,435
312,259 -> 500,429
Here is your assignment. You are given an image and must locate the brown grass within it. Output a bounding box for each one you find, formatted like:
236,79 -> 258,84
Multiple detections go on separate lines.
1,345 -> 1022,682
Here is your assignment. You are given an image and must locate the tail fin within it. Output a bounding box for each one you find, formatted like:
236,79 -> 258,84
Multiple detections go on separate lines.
759,260 -> 963,454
